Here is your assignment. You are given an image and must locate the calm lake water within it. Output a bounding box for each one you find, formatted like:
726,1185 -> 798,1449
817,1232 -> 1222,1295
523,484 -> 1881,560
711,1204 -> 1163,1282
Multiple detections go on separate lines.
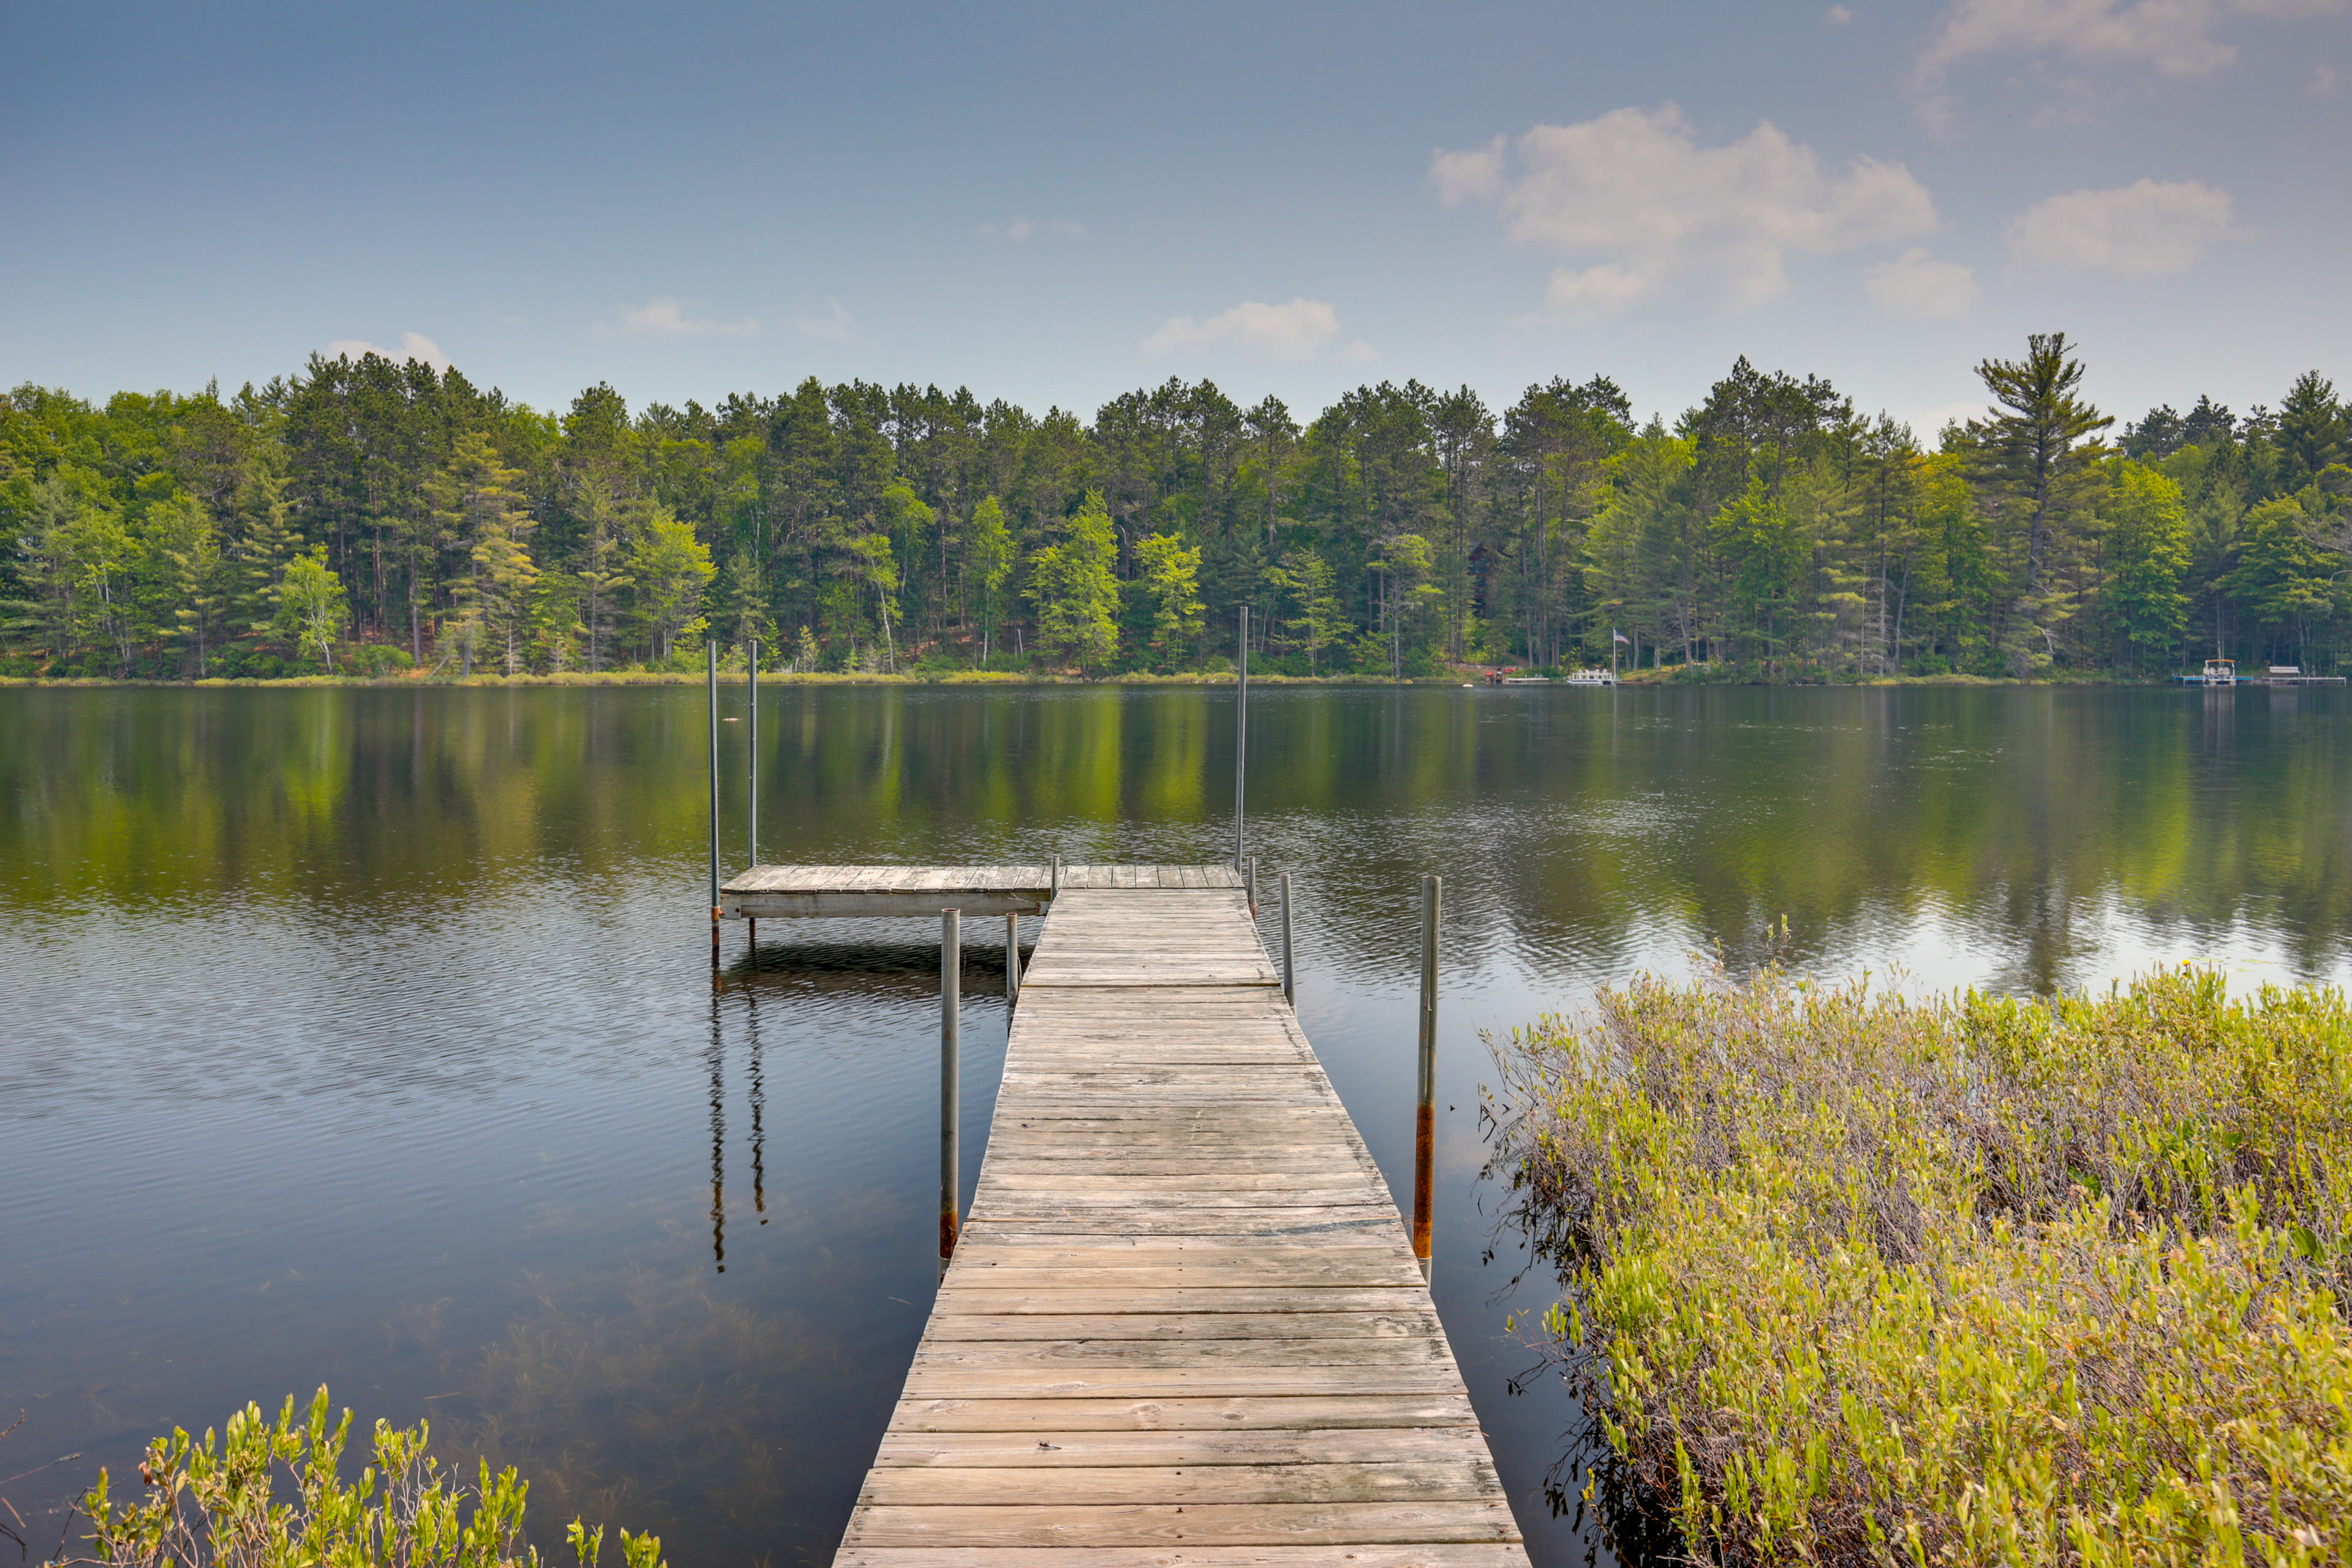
4,683 -> 2348,1566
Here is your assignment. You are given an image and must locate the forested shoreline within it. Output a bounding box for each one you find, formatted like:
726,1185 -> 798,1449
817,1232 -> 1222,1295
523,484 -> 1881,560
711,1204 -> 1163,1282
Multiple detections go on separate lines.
4,334 -> 2346,683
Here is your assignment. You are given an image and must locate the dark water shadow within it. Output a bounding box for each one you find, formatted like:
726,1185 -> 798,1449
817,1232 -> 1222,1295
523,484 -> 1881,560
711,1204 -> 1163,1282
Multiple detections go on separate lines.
722,939 -> 1020,995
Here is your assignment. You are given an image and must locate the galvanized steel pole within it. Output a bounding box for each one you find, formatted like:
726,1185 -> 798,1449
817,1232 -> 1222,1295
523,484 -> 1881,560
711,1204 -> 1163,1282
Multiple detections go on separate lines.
1280,871 -> 1295,1006
707,641 -> 720,967
1006,911 -> 1020,1003
1246,855 -> 1257,918
747,639 -> 758,866
1234,605 -> 1248,869
747,639 -> 758,955
1412,873 -> 1441,1283
941,909 -> 961,1266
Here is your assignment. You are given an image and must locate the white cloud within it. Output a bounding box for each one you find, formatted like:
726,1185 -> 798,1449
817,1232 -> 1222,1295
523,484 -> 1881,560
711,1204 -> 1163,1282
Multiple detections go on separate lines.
602,296 -> 760,339
1825,5 -> 1856,22
325,331 -> 451,372
1866,247 -> 1978,317
979,217 -> 1085,241
1434,105 -> 1938,317
2312,61 -> 2340,91
2005,178 -> 2238,273
1141,298 -> 1347,361
1912,0 -> 2351,123
792,300 -> 857,342
1430,137 -> 1507,205
1335,339 -> 1381,366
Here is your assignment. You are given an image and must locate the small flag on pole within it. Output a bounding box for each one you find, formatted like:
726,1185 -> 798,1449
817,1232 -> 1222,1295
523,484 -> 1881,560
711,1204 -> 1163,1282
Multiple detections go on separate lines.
1612,630 -> 1630,644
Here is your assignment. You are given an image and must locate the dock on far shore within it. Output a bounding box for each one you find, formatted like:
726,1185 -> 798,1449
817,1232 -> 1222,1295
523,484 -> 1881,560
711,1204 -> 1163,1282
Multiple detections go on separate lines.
717,863 -> 1532,1568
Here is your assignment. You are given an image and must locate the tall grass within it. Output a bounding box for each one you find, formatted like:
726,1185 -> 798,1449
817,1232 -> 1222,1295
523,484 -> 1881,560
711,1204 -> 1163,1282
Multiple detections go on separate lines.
1491,963 -> 2352,1566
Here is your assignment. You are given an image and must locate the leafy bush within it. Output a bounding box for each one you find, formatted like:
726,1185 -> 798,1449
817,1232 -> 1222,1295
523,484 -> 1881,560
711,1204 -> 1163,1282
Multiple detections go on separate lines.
350,644 -> 415,678
1491,965 -> 2352,1566
73,1389 -> 660,1568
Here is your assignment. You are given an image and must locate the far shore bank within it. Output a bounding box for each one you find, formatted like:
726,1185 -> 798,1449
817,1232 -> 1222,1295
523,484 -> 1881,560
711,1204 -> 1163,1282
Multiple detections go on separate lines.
0,668 -> 2194,692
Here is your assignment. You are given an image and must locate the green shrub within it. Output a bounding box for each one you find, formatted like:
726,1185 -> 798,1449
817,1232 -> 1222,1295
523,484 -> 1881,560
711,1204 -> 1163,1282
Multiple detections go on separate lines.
74,1388 -> 660,1568
351,644 -> 415,677
1492,965 -> 2352,1566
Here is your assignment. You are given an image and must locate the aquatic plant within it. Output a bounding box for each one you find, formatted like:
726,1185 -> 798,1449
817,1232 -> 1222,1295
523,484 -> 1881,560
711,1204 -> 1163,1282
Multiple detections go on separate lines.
69,1389 -> 662,1568
1491,963 -> 2352,1565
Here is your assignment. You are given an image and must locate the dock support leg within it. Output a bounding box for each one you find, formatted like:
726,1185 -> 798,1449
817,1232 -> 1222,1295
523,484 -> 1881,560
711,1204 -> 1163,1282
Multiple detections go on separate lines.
1412,873 -> 1441,1284
1280,871 -> 1294,1005
708,639 -> 720,968
747,637 -> 758,870
1006,911 -> 1020,1003
1234,606 -> 1248,869
941,909 -> 961,1270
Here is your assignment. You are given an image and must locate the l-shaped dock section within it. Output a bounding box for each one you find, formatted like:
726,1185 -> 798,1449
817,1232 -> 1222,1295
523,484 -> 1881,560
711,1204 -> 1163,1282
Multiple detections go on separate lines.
717,864 -> 1529,1567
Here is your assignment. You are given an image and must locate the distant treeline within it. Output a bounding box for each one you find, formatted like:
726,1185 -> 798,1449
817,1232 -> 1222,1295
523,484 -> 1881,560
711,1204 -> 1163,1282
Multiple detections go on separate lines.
4,334 -> 2346,682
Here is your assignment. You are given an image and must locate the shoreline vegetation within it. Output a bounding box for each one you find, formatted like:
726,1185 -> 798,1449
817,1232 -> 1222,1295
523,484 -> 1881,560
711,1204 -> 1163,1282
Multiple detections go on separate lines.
6,336 -> 2347,688
12,1387 -> 659,1568
0,666 -> 2192,691
1491,963 -> 2352,1564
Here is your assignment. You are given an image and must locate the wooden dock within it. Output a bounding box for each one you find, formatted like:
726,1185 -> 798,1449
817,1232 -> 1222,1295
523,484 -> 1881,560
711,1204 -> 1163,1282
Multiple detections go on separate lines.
722,863 -> 1246,919
775,868 -> 1529,1568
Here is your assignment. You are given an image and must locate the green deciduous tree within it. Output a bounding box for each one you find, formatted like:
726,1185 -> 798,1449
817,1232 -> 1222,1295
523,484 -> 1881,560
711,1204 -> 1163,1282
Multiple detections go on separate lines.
1026,491 -> 1119,671
2101,463 -> 2192,670
627,506 -> 715,664
1132,532 -> 1204,670
275,548 -> 349,671
967,495 -> 1016,662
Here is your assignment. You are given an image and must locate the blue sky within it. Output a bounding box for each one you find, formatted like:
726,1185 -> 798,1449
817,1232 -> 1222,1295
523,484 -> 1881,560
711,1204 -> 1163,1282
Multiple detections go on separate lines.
6,0 -> 2347,433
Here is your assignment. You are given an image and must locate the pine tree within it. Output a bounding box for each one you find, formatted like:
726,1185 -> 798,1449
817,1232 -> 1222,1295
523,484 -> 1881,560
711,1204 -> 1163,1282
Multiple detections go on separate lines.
1970,333 -> 2112,597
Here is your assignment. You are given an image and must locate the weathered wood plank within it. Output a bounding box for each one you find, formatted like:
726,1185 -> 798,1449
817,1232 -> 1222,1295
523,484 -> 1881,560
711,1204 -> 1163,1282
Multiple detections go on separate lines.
908,1339 -> 1453,1370
836,1547 -> 1528,1568
899,1366 -> 1466,1400
883,1395 -> 1480,1431
871,1425 -> 1490,1466
858,1461 -> 1499,1506
921,1312 -> 1442,1342
840,1501 -> 1522,1548
965,1173 -> 1393,1196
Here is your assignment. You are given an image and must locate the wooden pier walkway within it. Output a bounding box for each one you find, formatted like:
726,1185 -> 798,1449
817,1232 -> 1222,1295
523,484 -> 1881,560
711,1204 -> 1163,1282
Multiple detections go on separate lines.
760,868 -> 1529,1568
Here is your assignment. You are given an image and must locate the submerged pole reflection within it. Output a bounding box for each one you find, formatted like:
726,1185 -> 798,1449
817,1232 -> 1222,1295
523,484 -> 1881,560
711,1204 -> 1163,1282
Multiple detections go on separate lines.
747,986 -> 767,1224
940,909 -> 962,1275
709,1002 -> 726,1273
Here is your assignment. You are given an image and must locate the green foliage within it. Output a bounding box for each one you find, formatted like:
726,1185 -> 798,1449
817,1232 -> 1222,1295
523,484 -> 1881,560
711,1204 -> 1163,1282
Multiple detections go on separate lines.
1025,491 -> 1119,671
2230,497 -> 2340,665
624,508 -> 714,664
76,1387 -> 660,1568
4,341 -> 2349,681
2102,462 -> 2193,668
967,495 -> 1016,662
273,550 -> 348,673
1131,531 -> 1204,669
1264,549 -> 1346,674
1494,965 -> 2352,1566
